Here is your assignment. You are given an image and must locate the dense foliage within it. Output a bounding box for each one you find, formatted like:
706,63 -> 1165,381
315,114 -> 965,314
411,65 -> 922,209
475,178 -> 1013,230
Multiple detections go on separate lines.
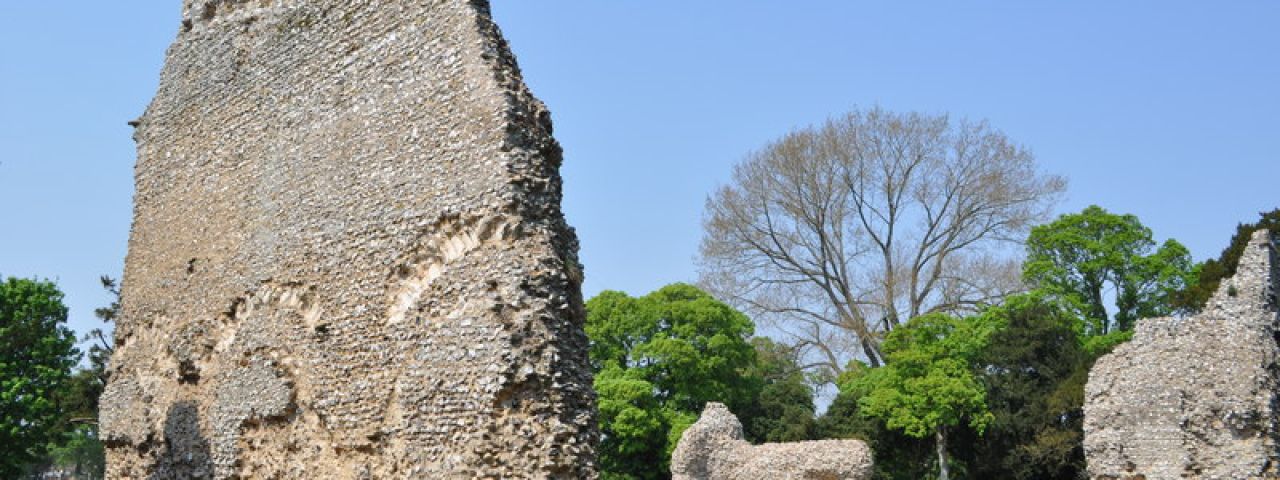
809,205 -> 1225,479
587,284 -> 821,479
818,382 -> 934,480
34,370 -> 106,479
17,276 -> 117,479
737,337 -> 816,443
587,284 -> 761,479
960,293 -> 1091,480
0,277 -> 79,478
1024,205 -> 1197,337
852,313 -> 998,480
818,294 -> 1098,480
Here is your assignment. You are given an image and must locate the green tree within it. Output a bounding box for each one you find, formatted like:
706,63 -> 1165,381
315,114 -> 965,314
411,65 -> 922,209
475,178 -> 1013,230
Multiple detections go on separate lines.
853,313 -> 998,480
587,284 -> 760,479
1024,205 -> 1196,336
40,424 -> 105,479
819,362 -> 934,480
0,277 -> 79,478
33,368 -> 106,479
738,337 -> 816,443
960,293 -> 1090,480
23,276 -> 117,479
1172,208 -> 1280,312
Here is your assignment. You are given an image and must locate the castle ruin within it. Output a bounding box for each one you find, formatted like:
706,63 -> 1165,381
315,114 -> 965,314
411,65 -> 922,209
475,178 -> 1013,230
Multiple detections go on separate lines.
100,1 -> 597,477
1084,229 -> 1280,479
671,403 -> 874,480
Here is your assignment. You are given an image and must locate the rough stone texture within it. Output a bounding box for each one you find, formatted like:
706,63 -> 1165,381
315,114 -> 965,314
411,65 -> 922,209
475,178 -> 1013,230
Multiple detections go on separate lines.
1084,229 -> 1280,479
671,403 -> 873,480
100,1 -> 597,478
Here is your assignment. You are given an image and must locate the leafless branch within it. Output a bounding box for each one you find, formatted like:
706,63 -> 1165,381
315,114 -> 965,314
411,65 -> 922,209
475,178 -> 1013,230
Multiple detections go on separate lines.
699,106 -> 1064,378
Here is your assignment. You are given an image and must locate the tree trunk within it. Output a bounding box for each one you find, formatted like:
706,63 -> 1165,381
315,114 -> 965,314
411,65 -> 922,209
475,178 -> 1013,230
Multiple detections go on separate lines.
935,427 -> 950,480
1088,282 -> 1109,334
861,338 -> 882,367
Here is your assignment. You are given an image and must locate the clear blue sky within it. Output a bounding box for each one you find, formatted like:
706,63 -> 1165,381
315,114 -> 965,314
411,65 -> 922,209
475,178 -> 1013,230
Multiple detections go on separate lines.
1,2 -> 1277,348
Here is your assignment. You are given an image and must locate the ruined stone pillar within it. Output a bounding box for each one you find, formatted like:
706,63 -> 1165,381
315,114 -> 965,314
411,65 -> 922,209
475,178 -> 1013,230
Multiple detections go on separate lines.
1084,230 -> 1280,479
100,1 -> 597,477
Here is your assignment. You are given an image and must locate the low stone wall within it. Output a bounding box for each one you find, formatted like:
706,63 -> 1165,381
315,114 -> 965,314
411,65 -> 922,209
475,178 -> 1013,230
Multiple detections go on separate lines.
1083,229 -> 1280,479
671,403 -> 873,480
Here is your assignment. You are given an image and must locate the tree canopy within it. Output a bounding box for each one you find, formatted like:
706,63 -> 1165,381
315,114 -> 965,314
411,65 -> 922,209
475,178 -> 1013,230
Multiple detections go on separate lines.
0,277 -> 79,478
1024,205 -> 1197,336
852,312 -> 999,480
961,293 -> 1090,480
737,337 -> 816,443
818,378 -> 934,480
700,106 -> 1064,372
587,283 -> 760,479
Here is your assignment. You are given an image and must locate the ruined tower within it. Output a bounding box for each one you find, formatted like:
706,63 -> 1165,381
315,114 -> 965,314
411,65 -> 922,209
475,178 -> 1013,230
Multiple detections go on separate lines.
100,1 -> 597,477
1084,230 -> 1280,479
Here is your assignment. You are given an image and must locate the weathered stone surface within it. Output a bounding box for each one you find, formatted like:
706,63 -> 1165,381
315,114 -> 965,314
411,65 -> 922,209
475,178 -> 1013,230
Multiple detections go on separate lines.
1084,229 -> 1280,479
671,403 -> 873,480
101,1 -> 597,478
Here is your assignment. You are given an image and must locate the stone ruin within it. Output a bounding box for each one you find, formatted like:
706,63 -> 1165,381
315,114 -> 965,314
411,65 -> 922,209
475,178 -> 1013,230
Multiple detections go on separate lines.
1084,229 -> 1280,479
671,403 -> 873,480
99,0 -> 597,478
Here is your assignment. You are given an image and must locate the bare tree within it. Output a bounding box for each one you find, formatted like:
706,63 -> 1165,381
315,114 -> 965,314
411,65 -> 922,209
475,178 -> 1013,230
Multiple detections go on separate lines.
699,107 -> 1064,373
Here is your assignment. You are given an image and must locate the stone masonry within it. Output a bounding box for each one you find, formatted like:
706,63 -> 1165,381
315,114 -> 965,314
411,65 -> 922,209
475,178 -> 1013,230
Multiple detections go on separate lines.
671,403 -> 874,480
1084,229 -> 1280,479
99,1 -> 597,478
